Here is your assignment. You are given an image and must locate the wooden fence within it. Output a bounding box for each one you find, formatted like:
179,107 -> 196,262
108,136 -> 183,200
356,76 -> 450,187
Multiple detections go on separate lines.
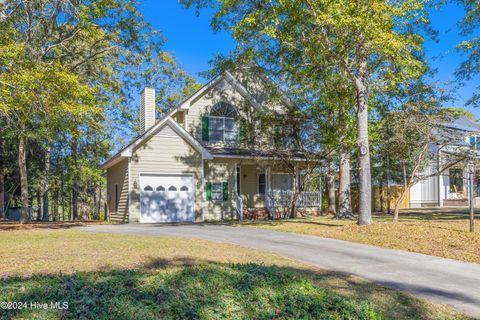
351,186 -> 410,212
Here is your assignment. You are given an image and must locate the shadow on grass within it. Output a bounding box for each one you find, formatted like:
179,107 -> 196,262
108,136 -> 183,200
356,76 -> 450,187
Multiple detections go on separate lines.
237,220 -> 343,228
0,257 -> 468,320
0,221 -> 107,231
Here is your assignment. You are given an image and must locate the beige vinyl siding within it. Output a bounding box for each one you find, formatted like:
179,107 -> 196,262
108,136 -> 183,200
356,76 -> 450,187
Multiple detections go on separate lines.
172,110 -> 186,128
106,159 -> 129,222
203,159 -> 237,220
239,164 -> 265,208
186,76 -> 286,150
187,78 -> 253,145
130,123 -> 203,222
229,69 -> 287,113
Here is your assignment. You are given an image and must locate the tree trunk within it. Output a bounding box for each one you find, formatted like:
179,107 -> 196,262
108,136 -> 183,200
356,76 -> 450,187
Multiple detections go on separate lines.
355,76 -> 372,225
386,155 -> 391,214
337,147 -> 353,218
97,185 -> 102,220
393,186 -> 410,221
72,182 -> 79,220
71,137 -> 79,221
327,158 -> 336,215
93,189 -> 97,220
18,136 -> 29,223
61,176 -> 65,221
42,145 -> 51,221
36,188 -> 42,221
0,138 -> 5,219
0,172 -> 4,219
290,169 -> 301,219
393,162 -> 409,220
53,191 -> 58,221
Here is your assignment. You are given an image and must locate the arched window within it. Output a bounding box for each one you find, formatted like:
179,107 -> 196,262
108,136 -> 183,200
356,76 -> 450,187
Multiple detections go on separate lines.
210,102 -> 238,118
180,186 -> 189,191
208,102 -> 239,143
168,185 -> 177,191
156,186 -> 165,191
144,185 -> 153,191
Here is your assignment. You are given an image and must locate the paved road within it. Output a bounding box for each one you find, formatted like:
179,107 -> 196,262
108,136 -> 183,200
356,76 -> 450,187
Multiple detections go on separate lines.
80,224 -> 480,318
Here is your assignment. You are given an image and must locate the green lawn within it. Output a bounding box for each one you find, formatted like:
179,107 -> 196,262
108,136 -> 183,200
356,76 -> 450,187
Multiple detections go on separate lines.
236,208 -> 480,264
0,227 -> 471,319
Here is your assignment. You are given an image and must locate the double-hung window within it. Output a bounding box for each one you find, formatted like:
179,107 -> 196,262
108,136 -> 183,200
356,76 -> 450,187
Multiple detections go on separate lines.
258,174 -> 266,195
207,102 -> 239,143
211,182 -> 223,201
209,116 -> 238,143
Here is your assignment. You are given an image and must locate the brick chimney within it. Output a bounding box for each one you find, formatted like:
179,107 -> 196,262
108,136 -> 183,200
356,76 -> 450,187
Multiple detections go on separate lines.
140,87 -> 155,134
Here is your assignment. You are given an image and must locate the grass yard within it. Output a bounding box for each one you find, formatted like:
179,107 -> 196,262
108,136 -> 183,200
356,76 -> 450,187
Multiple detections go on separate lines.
0,228 -> 470,319
236,208 -> 480,264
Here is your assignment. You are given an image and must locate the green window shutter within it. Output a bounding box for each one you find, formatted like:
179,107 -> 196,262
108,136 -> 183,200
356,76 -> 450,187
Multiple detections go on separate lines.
202,116 -> 209,141
222,182 -> 229,201
206,182 -> 212,201
239,119 -> 246,144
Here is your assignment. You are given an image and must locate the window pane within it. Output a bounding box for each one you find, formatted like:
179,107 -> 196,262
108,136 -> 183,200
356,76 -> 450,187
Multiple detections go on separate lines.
449,169 -> 464,193
258,174 -> 266,195
210,130 -> 223,142
224,118 -> 236,131
224,131 -> 238,143
272,174 -> 293,191
209,117 -> 224,142
210,118 -> 224,130
212,183 -> 223,201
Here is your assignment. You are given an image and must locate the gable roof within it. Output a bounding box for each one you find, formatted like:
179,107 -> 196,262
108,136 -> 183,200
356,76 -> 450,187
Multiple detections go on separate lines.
174,70 -> 263,112
101,69 -> 290,169
443,116 -> 480,132
100,115 -> 213,169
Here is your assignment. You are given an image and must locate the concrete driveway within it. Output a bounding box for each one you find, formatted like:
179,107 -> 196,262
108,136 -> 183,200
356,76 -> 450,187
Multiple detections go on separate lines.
80,224 -> 480,318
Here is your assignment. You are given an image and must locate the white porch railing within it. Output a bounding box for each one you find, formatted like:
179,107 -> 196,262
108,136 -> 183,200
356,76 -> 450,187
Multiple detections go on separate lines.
235,192 -> 243,221
270,190 -> 322,207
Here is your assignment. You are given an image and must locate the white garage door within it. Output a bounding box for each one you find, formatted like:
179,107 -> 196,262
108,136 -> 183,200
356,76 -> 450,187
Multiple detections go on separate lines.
140,174 -> 194,223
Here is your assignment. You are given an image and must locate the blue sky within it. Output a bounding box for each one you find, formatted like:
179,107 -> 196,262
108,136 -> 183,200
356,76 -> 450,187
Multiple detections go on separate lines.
139,0 -> 478,118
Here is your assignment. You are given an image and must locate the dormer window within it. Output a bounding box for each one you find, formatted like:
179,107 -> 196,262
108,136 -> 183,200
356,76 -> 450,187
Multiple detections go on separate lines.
203,102 -> 239,143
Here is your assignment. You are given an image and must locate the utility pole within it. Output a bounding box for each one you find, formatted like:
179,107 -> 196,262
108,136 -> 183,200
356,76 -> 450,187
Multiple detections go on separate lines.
468,162 -> 475,233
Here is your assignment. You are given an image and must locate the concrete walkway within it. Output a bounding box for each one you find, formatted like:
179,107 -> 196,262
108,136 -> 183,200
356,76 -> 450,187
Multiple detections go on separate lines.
80,224 -> 480,318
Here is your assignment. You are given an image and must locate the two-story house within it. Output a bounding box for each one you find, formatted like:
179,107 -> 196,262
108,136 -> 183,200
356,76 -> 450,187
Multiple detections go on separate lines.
409,116 -> 480,208
101,70 -> 320,223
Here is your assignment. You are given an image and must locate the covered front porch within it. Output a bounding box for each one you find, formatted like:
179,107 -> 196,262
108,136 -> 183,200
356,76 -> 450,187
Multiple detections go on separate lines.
233,161 -> 322,220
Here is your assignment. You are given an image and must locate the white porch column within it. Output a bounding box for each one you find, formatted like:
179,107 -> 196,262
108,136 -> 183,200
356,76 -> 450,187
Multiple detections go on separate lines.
265,165 -> 273,216
319,170 -> 323,213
